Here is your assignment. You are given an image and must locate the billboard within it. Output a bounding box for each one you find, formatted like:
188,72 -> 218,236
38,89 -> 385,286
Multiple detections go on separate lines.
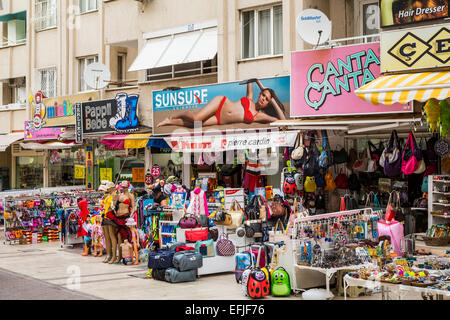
152,76 -> 290,135
290,43 -> 412,117
380,0 -> 448,27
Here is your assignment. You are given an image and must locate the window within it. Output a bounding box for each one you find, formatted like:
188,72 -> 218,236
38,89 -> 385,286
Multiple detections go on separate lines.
241,4 -> 283,59
35,0 -> 57,31
39,68 -> 57,98
117,54 -> 125,83
79,0 -> 98,14
78,56 -> 98,92
355,0 -> 380,38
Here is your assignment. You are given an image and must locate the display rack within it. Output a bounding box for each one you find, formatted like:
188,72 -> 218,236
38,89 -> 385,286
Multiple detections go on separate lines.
428,175 -> 450,229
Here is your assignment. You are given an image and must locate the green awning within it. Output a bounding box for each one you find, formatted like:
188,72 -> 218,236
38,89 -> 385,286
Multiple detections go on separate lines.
0,11 -> 26,23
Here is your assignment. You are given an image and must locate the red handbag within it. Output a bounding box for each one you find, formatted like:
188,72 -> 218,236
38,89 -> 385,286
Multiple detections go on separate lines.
334,170 -> 349,189
185,227 -> 208,242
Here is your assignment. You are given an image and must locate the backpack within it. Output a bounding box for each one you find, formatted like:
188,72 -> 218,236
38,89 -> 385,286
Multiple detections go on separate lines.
271,267 -> 291,296
304,176 -> 317,193
241,268 -> 252,296
314,172 -> 326,188
421,176 -> 428,193
235,251 -> 253,283
247,269 -> 270,299
283,174 -> 298,195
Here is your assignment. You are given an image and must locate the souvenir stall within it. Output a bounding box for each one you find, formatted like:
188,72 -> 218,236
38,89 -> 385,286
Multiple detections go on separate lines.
2,189 -> 102,246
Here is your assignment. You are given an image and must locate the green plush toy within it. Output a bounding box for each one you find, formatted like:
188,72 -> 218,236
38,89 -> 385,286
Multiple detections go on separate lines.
271,267 -> 291,296
438,100 -> 450,137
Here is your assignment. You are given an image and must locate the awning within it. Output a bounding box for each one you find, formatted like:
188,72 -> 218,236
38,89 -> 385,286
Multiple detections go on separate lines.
0,11 -> 26,23
0,133 -> 23,152
355,71 -> 450,106
98,133 -> 170,150
20,141 -> 79,150
129,26 -> 217,72
165,131 -> 298,153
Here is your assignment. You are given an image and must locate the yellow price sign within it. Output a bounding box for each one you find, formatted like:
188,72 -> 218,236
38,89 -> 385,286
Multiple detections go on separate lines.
74,165 -> 85,179
100,168 -> 112,182
132,167 -> 145,183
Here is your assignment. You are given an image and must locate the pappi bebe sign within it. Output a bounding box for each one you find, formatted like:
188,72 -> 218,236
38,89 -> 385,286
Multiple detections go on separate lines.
290,43 -> 412,117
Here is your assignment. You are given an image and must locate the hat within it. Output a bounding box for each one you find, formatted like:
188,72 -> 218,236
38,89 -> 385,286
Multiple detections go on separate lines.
125,217 -> 137,226
121,180 -> 130,188
98,184 -> 108,192
105,181 -> 115,190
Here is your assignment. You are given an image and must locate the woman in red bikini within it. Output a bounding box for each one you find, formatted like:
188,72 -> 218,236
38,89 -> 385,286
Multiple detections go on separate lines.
157,78 -> 286,128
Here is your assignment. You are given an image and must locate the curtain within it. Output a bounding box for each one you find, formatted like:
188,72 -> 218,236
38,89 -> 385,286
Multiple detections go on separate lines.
258,9 -> 271,56
273,5 -> 283,55
242,11 -> 254,59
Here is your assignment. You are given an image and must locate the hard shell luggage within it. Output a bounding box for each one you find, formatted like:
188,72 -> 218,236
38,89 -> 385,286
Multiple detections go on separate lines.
172,251 -> 203,271
165,268 -> 197,283
235,251 -> 254,283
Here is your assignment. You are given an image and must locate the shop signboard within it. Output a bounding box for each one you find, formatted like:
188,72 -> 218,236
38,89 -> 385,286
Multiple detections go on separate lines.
85,144 -> 94,190
145,170 -> 153,187
152,76 -> 290,135
380,0 -> 448,27
132,167 -> 145,183
290,43 -> 412,117
30,91 -> 99,129
76,93 -> 140,136
381,23 -> 450,73
150,165 -> 161,179
24,121 -> 65,141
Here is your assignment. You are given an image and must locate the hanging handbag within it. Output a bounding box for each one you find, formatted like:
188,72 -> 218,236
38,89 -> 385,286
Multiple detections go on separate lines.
324,168 -> 336,191
378,178 -> 392,193
348,173 -> 361,192
269,196 -> 287,219
421,176 -> 429,193
291,133 -> 304,160
302,144 -> 320,176
318,130 -> 330,169
384,193 -> 396,223
346,148 -> 358,170
269,219 -> 289,243
227,200 -> 245,229
245,195 -> 261,220
401,131 -> 421,175
214,209 -> 232,226
383,130 -> 402,177
294,172 -> 304,191
197,214 -> 209,227
314,172 -> 326,188
283,172 -> 298,195
208,228 -> 219,241
332,145 -> 348,164
178,215 -> 198,229
353,148 -> 369,172
334,170 -> 349,189
414,158 -> 426,174
185,227 -> 209,242
216,233 -> 236,256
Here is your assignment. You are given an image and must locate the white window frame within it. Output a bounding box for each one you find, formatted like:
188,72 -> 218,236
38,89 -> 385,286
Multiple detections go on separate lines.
78,55 -> 99,92
79,0 -> 98,14
35,0 -> 57,31
240,4 -> 283,60
354,0 -> 380,37
39,67 -> 57,98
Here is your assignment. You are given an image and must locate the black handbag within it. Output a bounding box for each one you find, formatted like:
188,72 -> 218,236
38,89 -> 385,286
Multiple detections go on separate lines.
197,214 -> 209,227
245,196 -> 261,220
332,146 -> 349,164
208,228 -> 219,241
303,144 -> 320,176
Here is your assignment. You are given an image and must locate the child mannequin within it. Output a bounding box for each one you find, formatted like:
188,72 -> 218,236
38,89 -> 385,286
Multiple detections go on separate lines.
120,239 -> 133,265
81,216 -> 92,256
125,217 -> 140,265
91,215 -> 105,257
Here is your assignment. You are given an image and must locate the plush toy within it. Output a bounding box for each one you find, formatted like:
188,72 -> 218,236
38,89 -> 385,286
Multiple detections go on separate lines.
424,99 -> 441,133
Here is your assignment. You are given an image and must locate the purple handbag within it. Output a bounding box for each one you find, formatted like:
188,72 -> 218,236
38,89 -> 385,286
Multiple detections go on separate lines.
178,216 -> 198,229
216,233 -> 235,256
384,130 -> 402,177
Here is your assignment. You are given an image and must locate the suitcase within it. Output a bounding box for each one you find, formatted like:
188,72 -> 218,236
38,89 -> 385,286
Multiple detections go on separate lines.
172,251 -> 203,271
152,268 -> 167,281
235,251 -> 254,283
165,268 -> 197,283
148,250 -> 175,269
246,247 -> 270,299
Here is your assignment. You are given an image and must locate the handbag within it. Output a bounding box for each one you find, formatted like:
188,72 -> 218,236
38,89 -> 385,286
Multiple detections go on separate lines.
414,158 -> 426,174
195,239 -> 215,257
348,173 -> 361,192
353,148 -> 369,172
383,130 -> 402,177
269,196 -> 287,219
179,215 -> 198,229
314,172 -> 326,188
332,145 -> 348,164
216,233 -> 236,256
318,130 -> 330,168
421,176 -> 429,193
324,168 -> 336,191
346,148 -> 357,170
197,214 -> 209,227
208,228 -> 219,241
227,200 -> 245,229
269,219 -> 289,243
214,209 -> 232,226
185,227 -> 208,242
291,133 -> 304,160
302,144 -> 320,176
283,173 -> 298,195
401,131 -> 421,175
384,192 -> 396,223
245,195 -> 261,220
244,220 -> 263,238
334,170 -> 349,189
378,178 -> 392,193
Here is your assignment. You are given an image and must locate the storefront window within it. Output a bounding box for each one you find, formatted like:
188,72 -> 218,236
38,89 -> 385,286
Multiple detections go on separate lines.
48,148 -> 86,187
15,156 -> 44,189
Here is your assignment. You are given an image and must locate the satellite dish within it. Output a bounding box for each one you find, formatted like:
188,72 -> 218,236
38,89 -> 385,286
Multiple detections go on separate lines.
296,9 -> 332,46
84,63 -> 111,90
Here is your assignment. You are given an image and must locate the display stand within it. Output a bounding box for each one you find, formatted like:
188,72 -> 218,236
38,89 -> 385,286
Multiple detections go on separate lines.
428,175 -> 450,229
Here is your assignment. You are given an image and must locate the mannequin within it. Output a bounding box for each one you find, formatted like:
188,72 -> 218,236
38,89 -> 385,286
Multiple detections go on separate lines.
126,217 -> 140,265
120,239 -> 133,265
92,215 -> 105,257
100,181 -> 119,264
152,179 -> 168,206
112,180 -> 135,263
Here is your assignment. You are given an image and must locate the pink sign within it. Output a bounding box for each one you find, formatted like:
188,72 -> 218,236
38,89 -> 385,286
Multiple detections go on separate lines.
24,121 -> 65,140
290,43 -> 412,117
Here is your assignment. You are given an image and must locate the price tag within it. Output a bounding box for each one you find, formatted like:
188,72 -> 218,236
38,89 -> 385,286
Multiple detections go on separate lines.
100,168 -> 112,182
145,170 -> 153,187
74,165 -> 85,179
151,165 -> 161,178
132,167 -> 145,183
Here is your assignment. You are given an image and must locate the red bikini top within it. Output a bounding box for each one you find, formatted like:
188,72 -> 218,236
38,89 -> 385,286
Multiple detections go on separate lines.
121,199 -> 131,206
241,97 -> 258,124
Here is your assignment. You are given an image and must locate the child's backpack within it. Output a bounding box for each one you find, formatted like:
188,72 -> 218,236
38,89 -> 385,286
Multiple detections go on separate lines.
271,267 -> 291,296
235,251 -> 254,283
246,247 -> 270,299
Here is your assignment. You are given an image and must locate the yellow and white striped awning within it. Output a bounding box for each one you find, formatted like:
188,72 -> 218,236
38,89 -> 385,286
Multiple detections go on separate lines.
355,71 -> 450,106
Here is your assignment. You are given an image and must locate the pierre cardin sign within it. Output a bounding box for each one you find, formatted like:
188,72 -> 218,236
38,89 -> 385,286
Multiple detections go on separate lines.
381,23 -> 450,73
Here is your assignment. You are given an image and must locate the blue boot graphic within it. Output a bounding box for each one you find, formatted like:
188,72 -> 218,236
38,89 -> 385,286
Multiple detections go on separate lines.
115,94 -> 139,132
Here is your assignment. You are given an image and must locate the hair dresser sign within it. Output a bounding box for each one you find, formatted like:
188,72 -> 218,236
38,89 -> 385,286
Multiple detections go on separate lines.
290,43 -> 412,117
380,0 -> 448,27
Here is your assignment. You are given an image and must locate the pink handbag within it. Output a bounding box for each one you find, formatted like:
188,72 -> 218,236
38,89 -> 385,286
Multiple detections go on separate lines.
377,220 -> 404,256
401,132 -> 420,175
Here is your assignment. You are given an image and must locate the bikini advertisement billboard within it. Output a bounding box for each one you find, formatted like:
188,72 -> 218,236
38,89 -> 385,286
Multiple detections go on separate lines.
152,76 -> 290,135
290,42 -> 413,117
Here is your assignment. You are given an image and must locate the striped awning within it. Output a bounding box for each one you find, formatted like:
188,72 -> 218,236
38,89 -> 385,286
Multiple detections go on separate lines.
355,71 -> 450,106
